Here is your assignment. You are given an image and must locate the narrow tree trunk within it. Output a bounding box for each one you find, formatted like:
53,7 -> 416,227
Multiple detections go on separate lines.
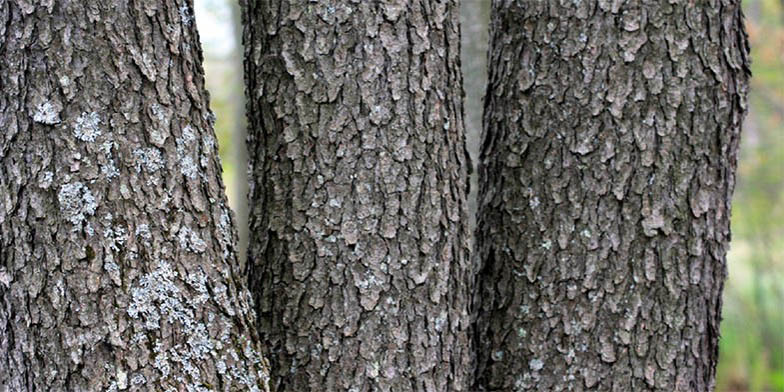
0,1 -> 269,390
474,1 -> 749,391
242,1 -> 472,390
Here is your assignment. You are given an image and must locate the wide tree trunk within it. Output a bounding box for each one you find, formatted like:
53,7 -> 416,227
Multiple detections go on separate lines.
474,1 -> 749,391
0,1 -> 269,390
242,1 -> 472,390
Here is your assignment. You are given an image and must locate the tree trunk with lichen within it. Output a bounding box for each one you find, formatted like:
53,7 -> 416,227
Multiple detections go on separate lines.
242,1 -> 472,390
0,1 -> 269,390
474,1 -> 749,391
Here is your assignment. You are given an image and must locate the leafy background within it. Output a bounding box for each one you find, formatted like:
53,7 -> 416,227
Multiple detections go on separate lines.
194,1 -> 784,390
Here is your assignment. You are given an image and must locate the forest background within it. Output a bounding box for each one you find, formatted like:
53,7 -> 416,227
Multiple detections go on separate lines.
194,0 -> 784,390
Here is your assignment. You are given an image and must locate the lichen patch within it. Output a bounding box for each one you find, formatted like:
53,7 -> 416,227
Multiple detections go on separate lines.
73,112 -> 102,142
58,181 -> 97,228
33,101 -> 61,124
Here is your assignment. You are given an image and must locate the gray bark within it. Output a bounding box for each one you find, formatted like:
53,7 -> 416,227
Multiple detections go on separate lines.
474,1 -> 750,391
0,1 -> 269,391
242,1 -> 472,391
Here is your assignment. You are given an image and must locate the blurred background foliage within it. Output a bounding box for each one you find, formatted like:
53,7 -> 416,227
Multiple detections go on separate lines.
194,0 -> 783,390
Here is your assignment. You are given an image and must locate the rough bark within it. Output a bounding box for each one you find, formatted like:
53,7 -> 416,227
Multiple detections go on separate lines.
474,1 -> 750,391
242,1 -> 472,390
0,1 -> 270,390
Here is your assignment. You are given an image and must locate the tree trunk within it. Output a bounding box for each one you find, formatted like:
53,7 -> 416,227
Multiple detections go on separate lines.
0,1 -> 269,390
474,1 -> 749,391
242,1 -> 472,390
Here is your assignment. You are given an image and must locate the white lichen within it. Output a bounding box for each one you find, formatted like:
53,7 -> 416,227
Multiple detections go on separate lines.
179,5 -> 194,26
104,260 -> 120,284
125,259 -> 263,389
180,155 -> 198,179
529,196 -> 540,209
104,226 -> 127,252
433,311 -> 447,332
133,148 -> 164,173
100,141 -> 120,179
178,226 -> 207,253
73,112 -> 102,142
218,208 -> 233,259
177,125 -> 200,180
116,368 -> 128,390
127,260 -> 190,330
182,124 -> 197,143
186,268 -> 209,304
0,269 -> 12,288
58,182 -> 97,228
155,351 -> 171,378
33,101 -> 60,124
187,323 -> 213,360
216,360 -> 227,375
529,358 -> 544,371
131,373 -> 146,386
130,332 -> 147,345
541,239 -> 552,250
135,224 -> 152,240
39,171 -> 54,189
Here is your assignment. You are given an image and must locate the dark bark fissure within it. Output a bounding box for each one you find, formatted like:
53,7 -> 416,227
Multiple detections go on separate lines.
474,1 -> 749,391
0,1 -> 269,390
242,1 -> 471,391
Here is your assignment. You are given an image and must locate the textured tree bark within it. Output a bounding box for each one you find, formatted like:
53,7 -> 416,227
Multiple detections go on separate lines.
242,1 -> 472,390
474,1 -> 749,391
0,1 -> 269,390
